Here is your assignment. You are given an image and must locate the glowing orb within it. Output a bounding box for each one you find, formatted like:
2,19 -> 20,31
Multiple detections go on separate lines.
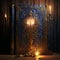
26,17 -> 35,26
35,51 -> 40,56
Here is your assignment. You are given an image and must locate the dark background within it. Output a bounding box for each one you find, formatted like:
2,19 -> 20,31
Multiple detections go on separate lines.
0,0 -> 60,54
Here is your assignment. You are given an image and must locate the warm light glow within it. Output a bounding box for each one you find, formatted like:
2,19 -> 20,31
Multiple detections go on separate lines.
35,51 -> 40,56
49,5 -> 52,14
26,17 -> 35,26
4,13 -> 7,18
35,51 -> 40,60
26,20 -> 31,26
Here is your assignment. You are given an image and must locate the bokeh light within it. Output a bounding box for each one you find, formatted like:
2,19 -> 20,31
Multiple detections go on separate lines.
4,13 -> 7,18
26,17 -> 35,26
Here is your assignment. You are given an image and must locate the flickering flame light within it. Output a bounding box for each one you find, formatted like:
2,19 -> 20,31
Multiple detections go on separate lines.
35,51 -> 40,57
49,5 -> 52,14
26,17 -> 35,26
4,13 -> 7,18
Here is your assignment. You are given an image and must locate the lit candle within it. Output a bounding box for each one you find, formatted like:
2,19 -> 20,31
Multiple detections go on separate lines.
4,13 -> 7,27
49,5 -> 52,14
4,13 -> 7,19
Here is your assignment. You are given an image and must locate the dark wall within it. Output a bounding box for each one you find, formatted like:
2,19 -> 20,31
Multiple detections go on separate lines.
0,0 -> 12,54
48,0 -> 60,52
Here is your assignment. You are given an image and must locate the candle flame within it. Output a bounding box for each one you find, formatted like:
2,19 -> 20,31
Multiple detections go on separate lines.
4,14 -> 7,18
49,5 -> 52,14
